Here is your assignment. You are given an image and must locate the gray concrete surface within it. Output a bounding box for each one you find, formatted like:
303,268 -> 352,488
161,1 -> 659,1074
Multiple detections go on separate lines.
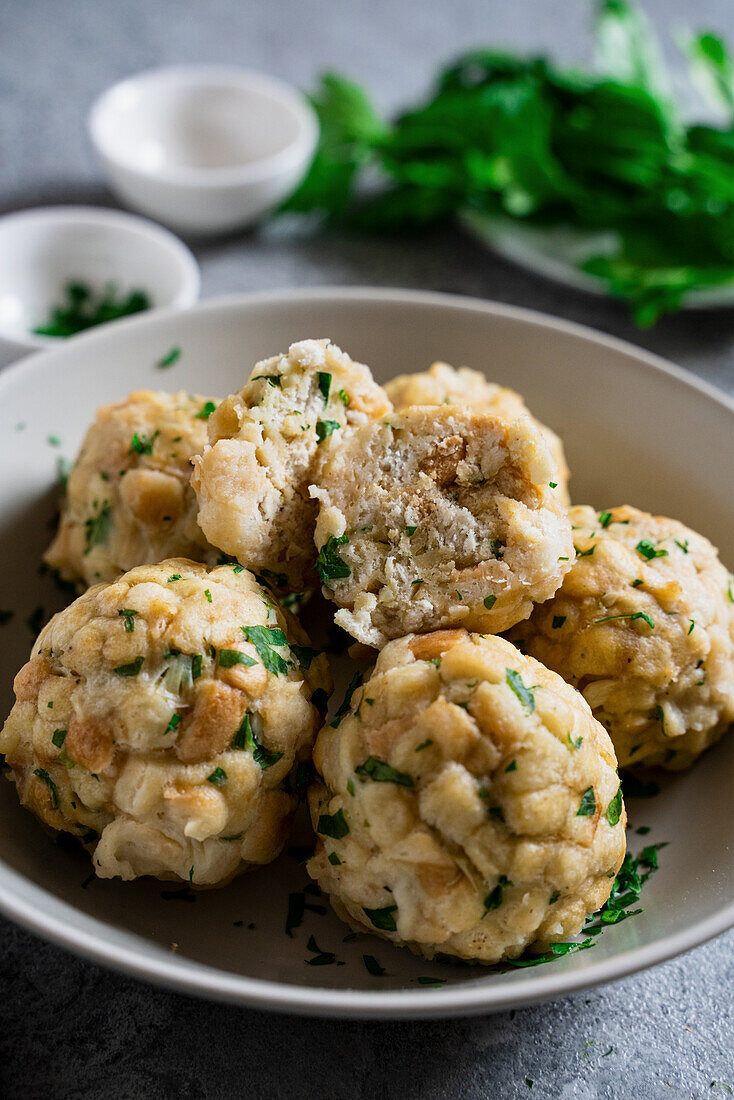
1,1 -> 734,1096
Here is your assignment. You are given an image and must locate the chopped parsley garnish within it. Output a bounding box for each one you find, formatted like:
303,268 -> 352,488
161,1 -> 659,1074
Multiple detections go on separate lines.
195,401 -> 217,420
552,615 -> 566,629
355,756 -> 414,787
305,935 -> 336,966
675,538 -> 689,553
328,852 -> 342,866
483,594 -> 497,610
338,388 -> 350,406
207,767 -> 228,787
315,533 -> 351,583
404,525 -> 418,536
575,545 -> 595,557
118,608 -> 139,632
316,419 -> 341,442
567,734 -> 583,750
636,539 -> 668,560
631,578 -> 644,587
252,374 -> 282,388
549,482 -> 557,490
363,904 -> 397,932
606,784 -> 624,826
687,618 -> 695,634
415,738 -> 433,751
598,511 -> 613,527
218,648 -> 258,668
504,760 -> 517,773
47,434 -> 61,447
84,501 -> 112,550
164,714 -> 181,735
550,891 -> 560,904
411,578 -> 424,588
595,611 -> 655,629
484,875 -> 511,913
204,588 -> 212,603
576,786 -> 596,816
506,668 -> 534,712
290,644 -> 320,671
363,954 -> 386,976
33,767 -> 59,808
156,346 -> 181,368
653,703 -> 667,735
317,371 -> 331,401
129,431 -> 157,455
241,625 -> 290,675
113,656 -> 144,677
167,574 -> 182,582
51,728 -> 67,748
232,712 -> 284,769
191,654 -> 203,679
33,282 -> 149,337
330,672 -> 362,728
317,808 -> 350,839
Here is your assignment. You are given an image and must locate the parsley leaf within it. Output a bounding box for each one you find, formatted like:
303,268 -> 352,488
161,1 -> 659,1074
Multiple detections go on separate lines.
576,786 -> 596,816
315,533 -> 351,583
232,712 -> 284,769
505,668 -> 534,712
241,625 -> 290,676
606,784 -> 624,827
317,371 -> 332,401
355,756 -> 414,787
156,346 -> 181,368
316,419 -> 341,442
483,875 -> 511,913
595,611 -> 655,629
84,501 -> 112,550
113,656 -> 144,677
636,539 -> 668,560
317,808 -> 350,839
33,767 -> 59,808
218,648 -> 258,669
118,608 -> 139,632
363,904 -> 398,931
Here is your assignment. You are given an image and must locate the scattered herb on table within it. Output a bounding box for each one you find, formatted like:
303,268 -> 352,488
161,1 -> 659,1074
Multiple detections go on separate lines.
156,346 -> 181,369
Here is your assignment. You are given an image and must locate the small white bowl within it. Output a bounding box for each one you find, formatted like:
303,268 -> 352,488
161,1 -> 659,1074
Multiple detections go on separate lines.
88,66 -> 319,235
0,206 -> 200,367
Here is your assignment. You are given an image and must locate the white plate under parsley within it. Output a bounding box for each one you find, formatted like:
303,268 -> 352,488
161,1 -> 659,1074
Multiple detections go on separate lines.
0,288 -> 732,1018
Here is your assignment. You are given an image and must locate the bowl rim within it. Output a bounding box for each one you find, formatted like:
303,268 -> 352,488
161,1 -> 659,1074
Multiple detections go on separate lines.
1,285 -> 734,1018
87,64 -> 319,189
0,204 -> 201,352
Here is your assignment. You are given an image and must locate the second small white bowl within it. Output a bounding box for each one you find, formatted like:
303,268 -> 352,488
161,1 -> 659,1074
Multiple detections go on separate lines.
0,205 -> 200,367
88,66 -> 319,235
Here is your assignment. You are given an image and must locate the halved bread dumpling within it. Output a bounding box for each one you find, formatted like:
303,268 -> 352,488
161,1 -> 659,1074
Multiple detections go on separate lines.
192,339 -> 391,593
310,406 -> 573,647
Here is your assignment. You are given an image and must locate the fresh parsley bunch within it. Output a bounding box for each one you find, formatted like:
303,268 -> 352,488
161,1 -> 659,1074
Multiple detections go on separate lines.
281,0 -> 734,325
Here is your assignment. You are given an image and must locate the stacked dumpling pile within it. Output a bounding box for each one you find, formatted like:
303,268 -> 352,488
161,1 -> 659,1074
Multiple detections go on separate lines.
2,338 -> 732,966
